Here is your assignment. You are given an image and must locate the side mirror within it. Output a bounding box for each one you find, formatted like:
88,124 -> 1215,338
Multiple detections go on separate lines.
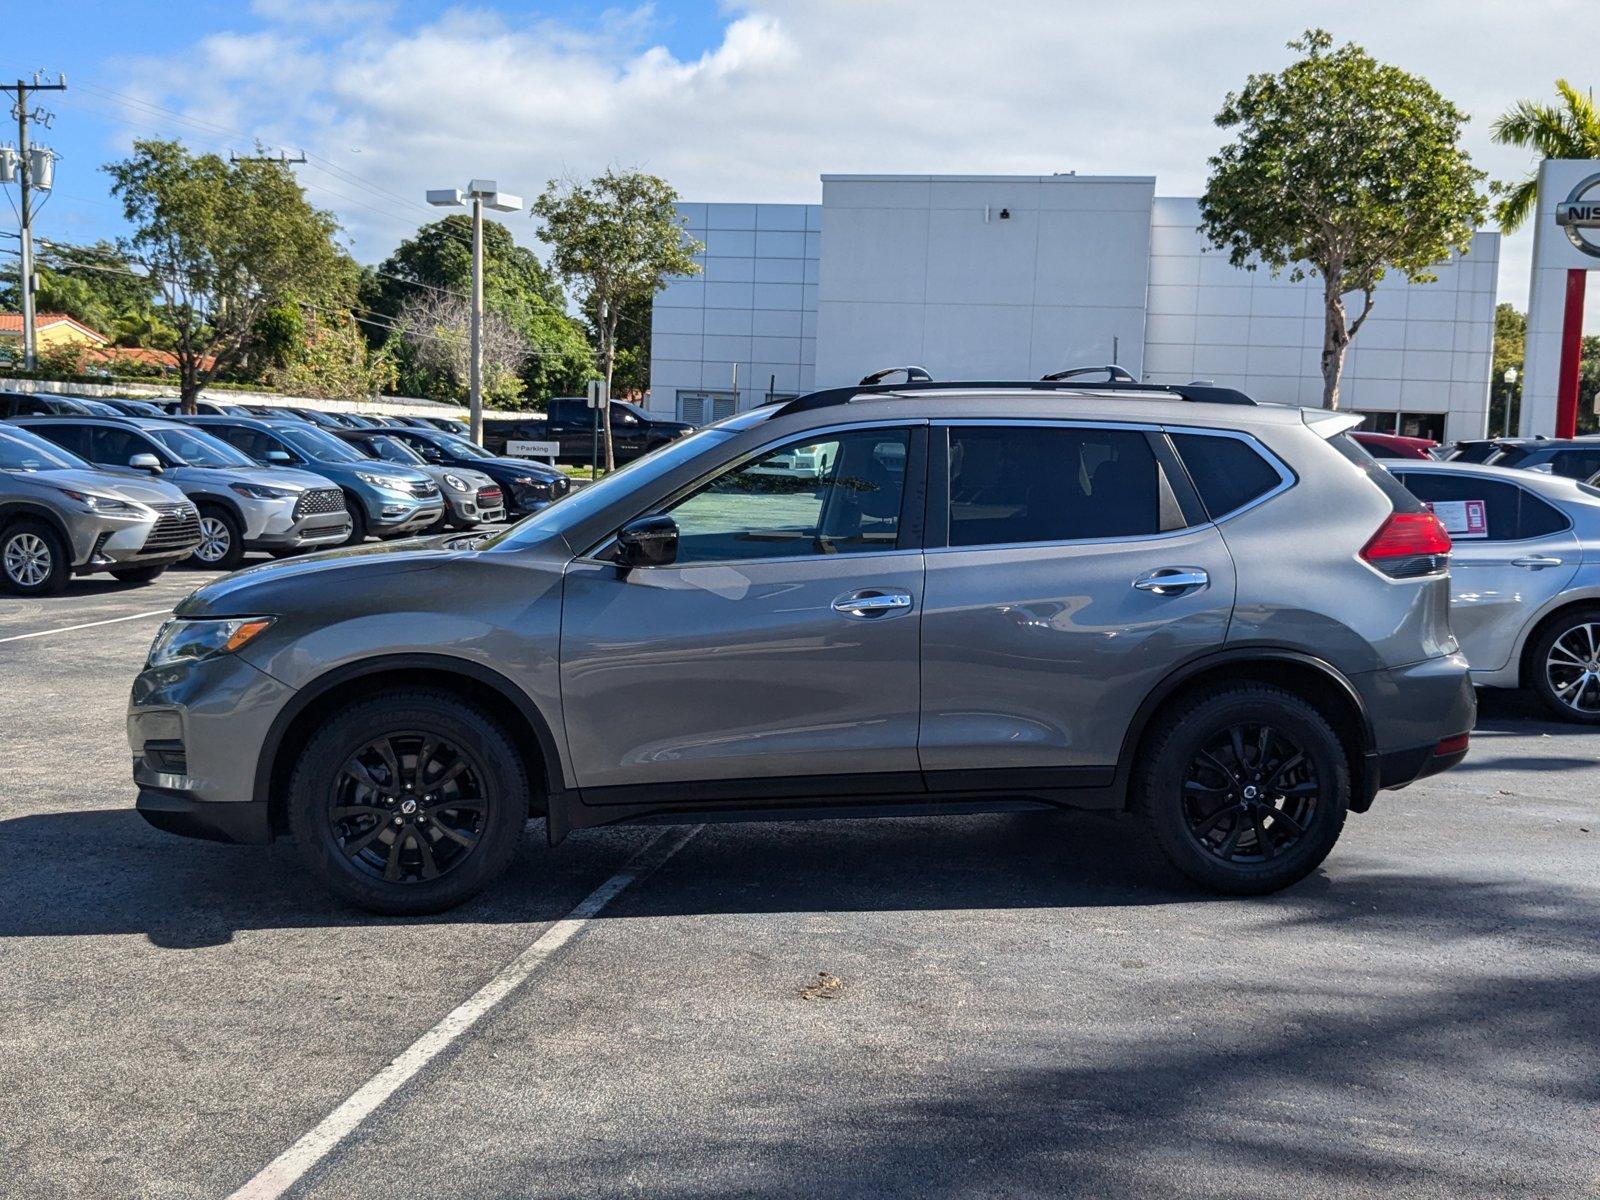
615,514 -> 678,569
264,450 -> 293,465
128,453 -> 162,474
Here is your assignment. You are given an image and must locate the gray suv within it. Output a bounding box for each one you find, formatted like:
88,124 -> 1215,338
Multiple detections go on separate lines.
14,416 -> 351,569
1,424 -> 201,595
129,378 -> 1475,913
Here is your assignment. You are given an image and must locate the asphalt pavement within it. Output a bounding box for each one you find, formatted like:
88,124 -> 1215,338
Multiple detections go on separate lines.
2,565 -> 1596,1199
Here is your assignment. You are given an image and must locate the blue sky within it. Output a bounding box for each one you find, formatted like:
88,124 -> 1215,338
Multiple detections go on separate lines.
7,0 -> 1592,313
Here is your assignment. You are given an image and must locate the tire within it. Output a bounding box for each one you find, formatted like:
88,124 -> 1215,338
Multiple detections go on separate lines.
286,689 -> 529,914
1133,684 -> 1350,895
1526,606 -> 1600,724
108,564 -> 167,584
0,518 -> 70,596
189,505 -> 246,571
340,495 -> 368,546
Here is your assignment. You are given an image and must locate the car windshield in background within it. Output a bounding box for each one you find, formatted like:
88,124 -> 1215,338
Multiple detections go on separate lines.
276,425 -> 366,463
145,426 -> 260,469
434,434 -> 495,461
361,436 -> 428,466
0,427 -> 85,471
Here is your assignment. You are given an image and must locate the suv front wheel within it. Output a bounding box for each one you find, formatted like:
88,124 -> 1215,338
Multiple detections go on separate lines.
287,689 -> 530,914
1134,684 -> 1350,895
1,519 -> 70,596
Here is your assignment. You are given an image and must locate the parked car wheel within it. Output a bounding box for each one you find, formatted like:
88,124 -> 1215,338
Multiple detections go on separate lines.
0,518 -> 69,597
108,564 -> 168,584
1527,606 -> 1600,724
1133,684 -> 1349,895
190,505 -> 246,571
341,495 -> 368,546
286,689 -> 529,914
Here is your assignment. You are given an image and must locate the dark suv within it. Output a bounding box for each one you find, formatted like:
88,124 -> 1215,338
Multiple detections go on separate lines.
1485,438 -> 1600,481
130,377 -> 1474,914
370,425 -> 569,517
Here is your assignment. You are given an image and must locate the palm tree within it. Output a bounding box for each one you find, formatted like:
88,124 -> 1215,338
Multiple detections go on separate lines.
1491,80 -> 1600,231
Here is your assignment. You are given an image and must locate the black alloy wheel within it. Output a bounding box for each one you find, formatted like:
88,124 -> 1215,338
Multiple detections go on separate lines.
1180,723 -> 1318,863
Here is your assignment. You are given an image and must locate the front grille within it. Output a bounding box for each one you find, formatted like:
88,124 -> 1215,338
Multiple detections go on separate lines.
476,485 -> 503,508
407,481 -> 439,499
140,502 -> 202,554
293,487 -> 346,519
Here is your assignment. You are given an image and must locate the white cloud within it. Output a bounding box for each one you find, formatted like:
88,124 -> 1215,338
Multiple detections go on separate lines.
117,0 -> 1581,310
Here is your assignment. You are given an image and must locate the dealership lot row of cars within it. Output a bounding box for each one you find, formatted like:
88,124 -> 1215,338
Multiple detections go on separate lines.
0,393 -> 576,592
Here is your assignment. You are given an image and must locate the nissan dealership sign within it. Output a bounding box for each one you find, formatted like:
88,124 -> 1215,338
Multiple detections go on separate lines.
1555,171 -> 1600,257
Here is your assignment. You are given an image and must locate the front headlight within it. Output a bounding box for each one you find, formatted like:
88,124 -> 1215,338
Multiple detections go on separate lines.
356,471 -> 412,491
231,482 -> 295,500
55,488 -> 145,517
146,617 -> 275,669
442,473 -> 471,492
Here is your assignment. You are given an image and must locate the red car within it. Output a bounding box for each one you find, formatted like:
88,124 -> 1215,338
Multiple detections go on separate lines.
1351,431 -> 1439,460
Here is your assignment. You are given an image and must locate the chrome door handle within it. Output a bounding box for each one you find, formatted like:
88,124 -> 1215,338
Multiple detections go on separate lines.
1133,567 -> 1209,595
1512,556 -> 1564,569
832,590 -> 913,616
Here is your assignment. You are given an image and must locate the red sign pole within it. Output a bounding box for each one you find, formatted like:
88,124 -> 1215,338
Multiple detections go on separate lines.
1555,268 -> 1586,439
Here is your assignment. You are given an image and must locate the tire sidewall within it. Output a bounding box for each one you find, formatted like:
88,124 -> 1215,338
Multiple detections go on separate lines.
192,504 -> 245,571
1,519 -> 69,596
1137,687 -> 1350,894
341,495 -> 367,546
1527,608 -> 1600,724
287,692 -> 529,914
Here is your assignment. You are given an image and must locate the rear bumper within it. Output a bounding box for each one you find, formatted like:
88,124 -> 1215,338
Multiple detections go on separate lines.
1352,652 -> 1475,809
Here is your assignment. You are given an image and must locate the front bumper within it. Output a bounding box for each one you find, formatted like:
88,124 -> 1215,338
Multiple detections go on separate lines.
441,488 -> 505,527
364,491 -> 445,535
136,787 -> 272,844
68,504 -> 202,573
240,493 -> 352,550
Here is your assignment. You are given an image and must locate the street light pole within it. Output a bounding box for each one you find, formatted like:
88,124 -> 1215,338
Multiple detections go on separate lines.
1503,366 -> 1519,439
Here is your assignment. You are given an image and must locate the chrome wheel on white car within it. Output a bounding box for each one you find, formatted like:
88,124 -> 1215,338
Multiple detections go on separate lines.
1544,621 -> 1600,717
195,516 -> 232,564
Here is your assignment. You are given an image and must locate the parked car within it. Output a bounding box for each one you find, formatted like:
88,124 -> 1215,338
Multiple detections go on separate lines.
130,375 -> 1474,914
335,429 -> 505,530
385,415 -> 449,432
416,416 -> 473,438
184,415 -> 443,544
1481,437 -> 1600,482
1,424 -> 201,595
0,392 -> 98,418
1436,439 -> 1506,463
98,398 -> 168,418
157,399 -> 253,417
276,407 -> 355,431
14,416 -> 351,570
1385,459 -> 1600,722
369,425 -> 569,517
1350,431 -> 1438,460
481,397 -> 693,464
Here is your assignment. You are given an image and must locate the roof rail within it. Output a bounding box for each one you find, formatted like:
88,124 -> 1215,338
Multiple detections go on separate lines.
1040,364 -> 1138,383
858,365 -> 933,385
775,377 -> 1258,416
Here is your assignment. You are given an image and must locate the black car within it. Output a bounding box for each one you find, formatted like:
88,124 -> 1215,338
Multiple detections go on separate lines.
157,399 -> 253,417
417,416 -> 473,438
0,392 -> 99,417
371,424 -> 570,515
1486,438 -> 1600,481
98,397 -> 168,418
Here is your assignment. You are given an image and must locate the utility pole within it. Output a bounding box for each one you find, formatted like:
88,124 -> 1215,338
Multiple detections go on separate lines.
3,73 -> 67,371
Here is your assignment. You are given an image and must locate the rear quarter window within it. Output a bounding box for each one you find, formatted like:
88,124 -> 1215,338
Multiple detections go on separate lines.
1390,472 -> 1570,541
1169,432 -> 1287,519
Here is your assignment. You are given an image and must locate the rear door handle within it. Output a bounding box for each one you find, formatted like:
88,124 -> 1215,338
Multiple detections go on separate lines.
1512,556 -> 1564,569
832,590 -> 913,617
1133,567 -> 1209,595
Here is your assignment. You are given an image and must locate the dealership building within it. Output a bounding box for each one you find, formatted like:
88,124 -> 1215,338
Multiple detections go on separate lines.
647,173 -> 1501,441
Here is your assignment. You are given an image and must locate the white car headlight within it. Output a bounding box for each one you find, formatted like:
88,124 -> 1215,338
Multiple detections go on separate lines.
355,471 -> 412,491
442,473 -> 471,492
55,487 -> 146,517
146,617 -> 274,669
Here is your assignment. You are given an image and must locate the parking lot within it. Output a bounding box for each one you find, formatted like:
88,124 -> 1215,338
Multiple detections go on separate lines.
3,565 -> 1598,1200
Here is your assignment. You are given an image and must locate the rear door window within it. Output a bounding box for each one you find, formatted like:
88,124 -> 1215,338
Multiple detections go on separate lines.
1390,472 -> 1568,541
1170,431 -> 1289,519
31,421 -> 91,458
88,425 -> 154,467
946,425 -> 1162,547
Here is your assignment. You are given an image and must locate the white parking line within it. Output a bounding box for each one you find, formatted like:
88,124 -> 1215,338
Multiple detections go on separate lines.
0,609 -> 172,645
226,824 -> 702,1200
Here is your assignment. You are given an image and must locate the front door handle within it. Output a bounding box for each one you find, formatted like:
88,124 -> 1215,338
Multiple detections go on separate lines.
832,590 -> 913,617
1133,567 -> 1209,595
1512,556 -> 1564,569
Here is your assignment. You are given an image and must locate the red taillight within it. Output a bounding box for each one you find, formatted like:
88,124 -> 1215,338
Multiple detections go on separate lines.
1433,733 -> 1470,757
1360,512 -> 1451,576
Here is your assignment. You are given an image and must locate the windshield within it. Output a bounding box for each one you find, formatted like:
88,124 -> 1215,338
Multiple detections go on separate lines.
360,435 -> 427,466
275,425 -> 366,463
482,425 -> 736,552
616,401 -> 650,421
0,426 -> 86,471
434,434 -> 494,460
145,426 -> 259,469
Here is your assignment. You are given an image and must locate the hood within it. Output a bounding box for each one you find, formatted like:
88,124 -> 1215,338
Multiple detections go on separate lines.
418,465 -> 497,490
27,467 -> 191,507
164,465 -> 335,492
482,456 -> 562,479
304,459 -> 435,488
177,534 -> 461,618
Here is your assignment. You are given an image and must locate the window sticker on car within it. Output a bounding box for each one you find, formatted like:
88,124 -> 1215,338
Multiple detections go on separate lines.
1425,499 -> 1488,538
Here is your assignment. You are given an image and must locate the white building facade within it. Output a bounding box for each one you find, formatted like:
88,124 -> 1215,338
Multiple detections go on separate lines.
649,174 -> 1500,441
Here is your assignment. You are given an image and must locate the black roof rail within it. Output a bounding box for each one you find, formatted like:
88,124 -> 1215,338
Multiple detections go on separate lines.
1040,364 -> 1138,383
775,377 -> 1258,416
858,365 -> 933,385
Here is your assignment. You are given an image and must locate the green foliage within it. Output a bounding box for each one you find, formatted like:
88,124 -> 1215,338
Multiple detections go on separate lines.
1491,81 -> 1600,232
104,139 -> 346,405
2,240 -> 177,349
1200,29 -> 1486,408
1488,304 -> 1526,436
532,169 -> 702,466
269,311 -> 397,401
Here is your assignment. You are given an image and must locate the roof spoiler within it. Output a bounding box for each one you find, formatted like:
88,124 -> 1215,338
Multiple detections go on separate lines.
1301,409 -> 1364,437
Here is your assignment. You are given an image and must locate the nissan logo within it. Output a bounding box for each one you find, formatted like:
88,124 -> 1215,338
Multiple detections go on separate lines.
1555,172 -> 1600,258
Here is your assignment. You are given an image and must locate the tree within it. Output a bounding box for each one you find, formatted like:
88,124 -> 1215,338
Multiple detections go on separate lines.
532,170 -> 702,468
1491,81 -> 1600,232
104,140 -> 345,409
270,311 -> 397,401
1489,304 -> 1526,437
1,240 -> 176,348
395,291 -> 530,406
1199,30 -> 1486,409
366,216 -> 592,405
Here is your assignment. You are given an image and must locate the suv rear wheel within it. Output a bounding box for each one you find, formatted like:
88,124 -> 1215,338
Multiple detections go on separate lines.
1527,606 -> 1600,724
0,518 -> 69,596
1134,684 -> 1350,894
286,689 -> 529,914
